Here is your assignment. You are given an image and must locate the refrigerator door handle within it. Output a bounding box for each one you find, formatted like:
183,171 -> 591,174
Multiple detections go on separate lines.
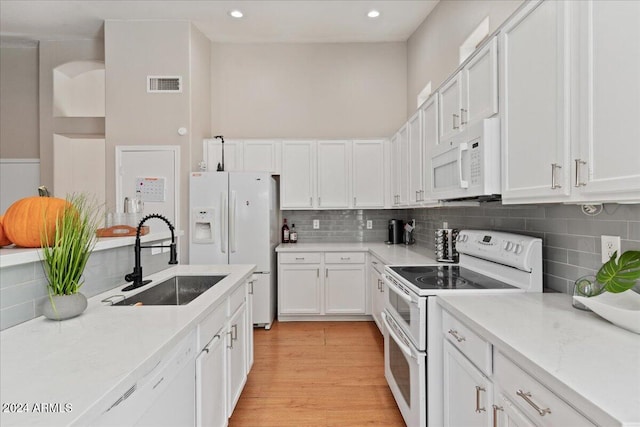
230,190 -> 237,253
221,192 -> 227,253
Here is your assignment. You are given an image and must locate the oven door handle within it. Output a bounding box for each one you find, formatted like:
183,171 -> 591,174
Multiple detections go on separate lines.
384,276 -> 416,305
382,312 -> 416,360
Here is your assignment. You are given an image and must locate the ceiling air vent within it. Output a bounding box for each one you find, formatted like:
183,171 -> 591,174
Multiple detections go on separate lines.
147,76 -> 182,93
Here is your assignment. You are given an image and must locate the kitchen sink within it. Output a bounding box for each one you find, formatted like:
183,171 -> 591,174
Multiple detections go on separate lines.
113,275 -> 227,306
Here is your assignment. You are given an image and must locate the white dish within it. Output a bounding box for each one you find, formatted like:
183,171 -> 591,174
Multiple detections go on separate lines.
573,291 -> 640,334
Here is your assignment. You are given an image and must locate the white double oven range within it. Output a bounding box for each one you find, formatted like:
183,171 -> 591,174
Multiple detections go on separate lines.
382,230 -> 543,426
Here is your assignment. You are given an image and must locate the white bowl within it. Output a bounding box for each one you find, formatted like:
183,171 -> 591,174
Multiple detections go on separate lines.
573,291 -> 640,334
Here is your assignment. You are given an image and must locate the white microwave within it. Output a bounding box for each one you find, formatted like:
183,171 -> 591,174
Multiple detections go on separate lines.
431,117 -> 500,200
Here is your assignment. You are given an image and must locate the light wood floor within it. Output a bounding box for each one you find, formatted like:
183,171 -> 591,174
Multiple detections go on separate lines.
229,321 -> 405,427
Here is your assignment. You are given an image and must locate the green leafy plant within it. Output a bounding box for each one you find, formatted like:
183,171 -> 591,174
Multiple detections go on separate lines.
41,194 -> 101,296
596,250 -> 640,294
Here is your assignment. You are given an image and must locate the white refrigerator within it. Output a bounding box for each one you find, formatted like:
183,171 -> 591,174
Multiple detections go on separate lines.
189,171 -> 278,329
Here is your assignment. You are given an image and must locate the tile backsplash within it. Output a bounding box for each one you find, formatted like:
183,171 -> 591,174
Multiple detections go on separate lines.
284,202 -> 640,294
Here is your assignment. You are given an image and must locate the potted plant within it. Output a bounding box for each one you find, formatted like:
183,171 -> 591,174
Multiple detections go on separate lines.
574,250 -> 640,300
40,194 -> 101,320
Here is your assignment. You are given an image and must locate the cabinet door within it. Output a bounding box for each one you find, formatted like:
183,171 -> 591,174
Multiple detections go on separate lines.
390,132 -> 401,207
493,390 -> 536,427
317,140 -> 350,208
227,303 -> 247,415
352,140 -> 385,208
280,141 -> 315,209
278,265 -> 322,314
243,140 -> 280,173
439,72 -> 463,141
575,0 -> 640,201
464,37 -> 498,126
196,334 -> 227,427
325,265 -> 366,314
396,124 -> 410,206
500,0 -> 571,203
408,110 -> 423,204
205,139 -> 243,172
420,96 -> 439,205
443,340 -> 493,427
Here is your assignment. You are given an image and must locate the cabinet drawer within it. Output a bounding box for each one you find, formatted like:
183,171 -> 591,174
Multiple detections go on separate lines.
324,252 -> 365,264
199,301 -> 226,349
279,252 -> 322,264
494,351 -> 596,427
229,282 -> 246,315
442,310 -> 492,375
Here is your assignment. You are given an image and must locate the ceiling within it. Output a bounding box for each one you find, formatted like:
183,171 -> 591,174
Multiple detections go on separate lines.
0,0 -> 439,44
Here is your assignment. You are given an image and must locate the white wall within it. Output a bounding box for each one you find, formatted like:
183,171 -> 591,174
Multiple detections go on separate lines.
407,0 -> 523,116
210,42 -> 407,139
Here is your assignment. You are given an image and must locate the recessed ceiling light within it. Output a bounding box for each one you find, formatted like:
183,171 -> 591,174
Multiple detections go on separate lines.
229,10 -> 244,19
367,10 -> 380,18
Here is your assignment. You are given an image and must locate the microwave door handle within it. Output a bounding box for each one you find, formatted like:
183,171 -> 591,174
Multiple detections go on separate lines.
382,312 -> 416,360
458,142 -> 469,189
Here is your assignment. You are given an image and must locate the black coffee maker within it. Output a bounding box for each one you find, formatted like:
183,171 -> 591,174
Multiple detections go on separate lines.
387,219 -> 404,244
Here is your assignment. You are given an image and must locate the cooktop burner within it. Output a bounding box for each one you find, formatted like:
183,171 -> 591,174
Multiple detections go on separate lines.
390,265 -> 517,290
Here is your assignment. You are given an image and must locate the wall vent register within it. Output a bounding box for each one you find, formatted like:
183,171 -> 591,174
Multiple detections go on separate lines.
147,76 -> 182,93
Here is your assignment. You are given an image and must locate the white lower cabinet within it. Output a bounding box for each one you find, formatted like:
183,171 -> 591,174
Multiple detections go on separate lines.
196,280 -> 253,427
369,255 -> 386,334
443,340 -> 493,427
278,251 -> 367,319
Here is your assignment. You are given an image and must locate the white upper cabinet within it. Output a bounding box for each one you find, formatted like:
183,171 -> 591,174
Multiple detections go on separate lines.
280,141 -> 315,209
317,140 -> 351,209
408,110 -> 424,205
439,36 -> 498,143
572,0 -> 640,202
464,37 -> 499,126
439,73 -> 464,142
204,139 -> 244,172
353,140 -> 385,208
500,0 -> 571,203
243,140 -> 281,174
396,124 -> 410,206
420,96 -> 440,206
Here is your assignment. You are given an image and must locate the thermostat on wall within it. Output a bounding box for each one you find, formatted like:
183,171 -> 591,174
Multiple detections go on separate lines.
135,177 -> 166,202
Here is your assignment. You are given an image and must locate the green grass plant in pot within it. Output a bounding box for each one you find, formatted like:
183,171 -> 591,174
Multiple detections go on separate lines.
40,194 -> 101,320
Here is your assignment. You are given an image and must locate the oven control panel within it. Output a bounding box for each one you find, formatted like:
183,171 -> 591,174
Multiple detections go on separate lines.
456,230 -> 541,271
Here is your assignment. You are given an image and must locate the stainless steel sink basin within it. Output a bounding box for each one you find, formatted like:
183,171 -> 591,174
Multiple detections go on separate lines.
113,275 -> 227,306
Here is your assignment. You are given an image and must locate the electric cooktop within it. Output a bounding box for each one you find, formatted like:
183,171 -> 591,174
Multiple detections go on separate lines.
389,265 -> 518,290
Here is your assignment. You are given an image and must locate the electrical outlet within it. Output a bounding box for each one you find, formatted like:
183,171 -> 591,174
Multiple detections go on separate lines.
151,244 -> 161,255
366,220 -> 373,230
601,235 -> 621,263
162,240 -> 171,253
313,219 -> 320,229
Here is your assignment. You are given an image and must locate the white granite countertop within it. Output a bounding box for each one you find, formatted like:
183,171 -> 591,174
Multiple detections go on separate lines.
0,263 -> 255,426
437,293 -> 640,426
276,242 -> 437,265
0,231 -> 182,268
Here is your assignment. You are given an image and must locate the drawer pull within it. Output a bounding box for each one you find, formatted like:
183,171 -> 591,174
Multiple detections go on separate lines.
492,405 -> 503,427
295,257 -> 305,260
475,386 -> 486,413
340,257 -> 351,260
516,390 -> 551,416
448,329 -> 466,342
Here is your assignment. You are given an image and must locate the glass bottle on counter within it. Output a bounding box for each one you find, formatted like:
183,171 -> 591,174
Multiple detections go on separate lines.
282,218 -> 290,243
290,224 -> 298,243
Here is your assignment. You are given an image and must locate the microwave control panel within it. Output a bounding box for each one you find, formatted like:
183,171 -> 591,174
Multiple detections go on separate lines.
470,140 -> 481,185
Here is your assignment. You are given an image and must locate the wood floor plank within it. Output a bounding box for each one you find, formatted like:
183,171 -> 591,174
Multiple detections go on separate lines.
229,321 -> 405,427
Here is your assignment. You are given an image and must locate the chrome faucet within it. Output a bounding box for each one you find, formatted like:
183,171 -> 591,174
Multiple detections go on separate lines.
123,214 -> 178,292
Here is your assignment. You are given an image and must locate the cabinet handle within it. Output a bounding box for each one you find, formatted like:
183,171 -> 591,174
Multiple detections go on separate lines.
551,163 -> 562,189
353,197 -> 357,206
248,280 -> 254,295
453,113 -> 460,130
232,324 -> 238,341
317,268 -> 319,278
516,390 -> 552,416
295,257 -> 305,260
574,159 -> 587,187
448,329 -> 466,342
318,197 -> 321,206
309,196 -> 313,206
227,330 -> 234,349
372,261 -> 378,265
325,269 -> 328,278
492,405 -> 503,427
340,257 -> 351,261
475,386 -> 486,413
461,108 -> 468,125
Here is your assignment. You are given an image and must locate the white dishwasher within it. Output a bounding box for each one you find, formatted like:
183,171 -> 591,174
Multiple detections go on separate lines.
93,331 -> 197,426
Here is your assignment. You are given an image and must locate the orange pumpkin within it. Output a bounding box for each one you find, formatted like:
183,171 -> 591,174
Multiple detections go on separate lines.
0,215 -> 11,247
3,196 -> 69,248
